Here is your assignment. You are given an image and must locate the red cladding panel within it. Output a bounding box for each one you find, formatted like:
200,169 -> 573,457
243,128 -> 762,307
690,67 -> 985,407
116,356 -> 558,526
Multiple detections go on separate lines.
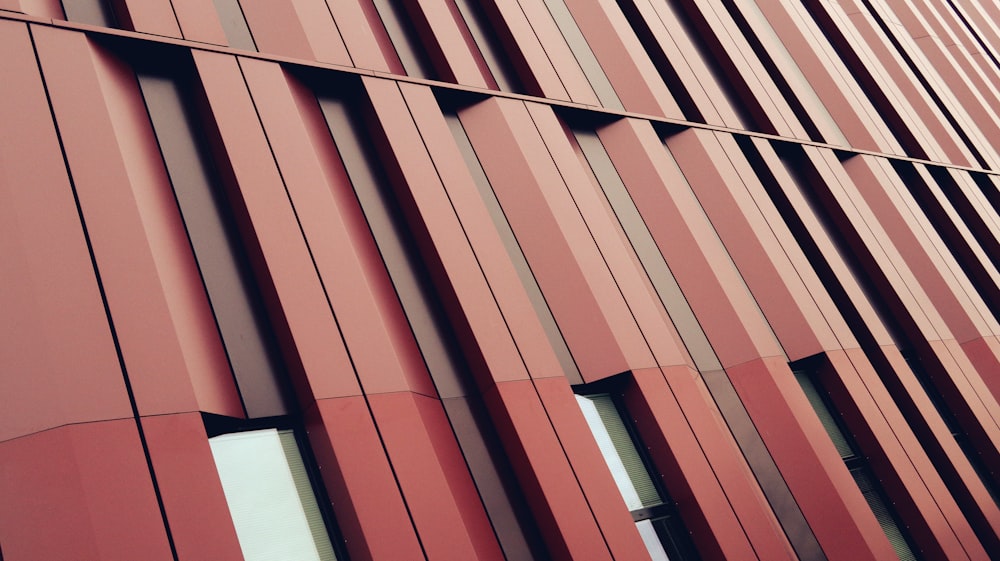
0,420 -> 173,561
113,0 -> 181,37
193,50 -> 361,402
459,97 -> 653,380
484,379 -> 613,561
142,412 -> 244,561
625,368 -> 759,561
726,357 -> 894,561
362,77 -> 531,386
304,396 -> 424,561
532,377 -> 652,561
170,0 -> 229,44
368,392 -> 504,561
31,25 -> 243,418
0,20 -> 132,442
240,59 -> 435,397
398,82 -> 567,381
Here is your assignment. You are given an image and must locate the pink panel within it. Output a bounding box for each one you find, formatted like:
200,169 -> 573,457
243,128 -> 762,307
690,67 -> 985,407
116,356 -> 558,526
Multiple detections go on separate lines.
533,376 -> 655,561
305,396 -> 424,561
726,357 -> 896,561
362,77 -> 531,386
326,0 -> 403,73
667,128 -> 840,359
12,0 -> 62,18
239,0 -> 351,65
483,0 -> 569,99
527,102 -> 688,368
240,59 -> 435,397
658,365 -> 796,561
0,420 -> 173,560
290,0 -> 352,65
192,50 -> 361,402
512,0 -> 598,105
32,25 -> 242,417
170,0 -> 228,45
458,97 -> 653,380
0,20 -> 132,442
484,379 -> 613,561
404,0 -> 490,86
369,392 -> 504,561
142,412 -> 244,561
565,0 -> 683,118
625,368 -> 760,561
596,118 -> 784,368
398,82 -> 567,380
113,0 -> 181,37
822,349 -> 987,560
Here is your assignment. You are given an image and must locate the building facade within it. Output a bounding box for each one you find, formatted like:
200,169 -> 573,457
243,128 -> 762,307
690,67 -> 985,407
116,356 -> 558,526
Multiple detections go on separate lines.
2,0 -> 1000,560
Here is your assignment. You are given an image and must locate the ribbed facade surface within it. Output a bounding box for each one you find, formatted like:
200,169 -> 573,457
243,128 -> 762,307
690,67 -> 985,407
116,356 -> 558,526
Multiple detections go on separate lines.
3,0 -> 1000,560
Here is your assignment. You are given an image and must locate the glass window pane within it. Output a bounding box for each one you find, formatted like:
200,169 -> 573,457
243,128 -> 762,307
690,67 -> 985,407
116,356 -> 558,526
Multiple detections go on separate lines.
210,429 -> 337,561
636,519 -> 673,561
576,394 -> 663,509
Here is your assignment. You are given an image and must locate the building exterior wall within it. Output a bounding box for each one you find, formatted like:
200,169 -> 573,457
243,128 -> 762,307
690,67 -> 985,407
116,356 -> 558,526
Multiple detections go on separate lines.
1,1 -> 999,560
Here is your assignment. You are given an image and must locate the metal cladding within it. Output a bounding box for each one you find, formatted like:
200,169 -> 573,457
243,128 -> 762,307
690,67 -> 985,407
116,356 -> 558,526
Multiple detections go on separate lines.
2,1 -> 1000,560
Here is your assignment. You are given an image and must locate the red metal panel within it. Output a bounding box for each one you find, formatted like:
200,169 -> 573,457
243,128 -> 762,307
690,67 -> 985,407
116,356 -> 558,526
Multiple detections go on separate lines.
142,412 -> 244,561
361,77 -> 532,387
625,367 -> 760,561
400,0 -> 490,86
596,118 -> 784,368
659,364 -> 797,561
511,0 -> 599,105
532,376 -> 652,561
0,21 -> 132,443
686,0 -> 810,138
32,25 -> 243,418
170,0 -> 228,45
192,50 -> 361,403
668,128 -> 841,359
564,0 -> 683,118
528,103 -> 690,368
239,58 -> 435,398
0,420 -> 173,560
305,396 -> 424,561
484,379 -> 613,561
397,82 -> 567,380
822,349 -> 987,561
753,0 -> 900,153
459,97 -> 655,380
326,0 -> 403,73
726,357 -> 894,561
11,0 -> 62,18
238,0 -> 315,59
747,137 -> 896,347
111,0 -> 181,37
368,392 -> 504,561
482,0 -> 570,99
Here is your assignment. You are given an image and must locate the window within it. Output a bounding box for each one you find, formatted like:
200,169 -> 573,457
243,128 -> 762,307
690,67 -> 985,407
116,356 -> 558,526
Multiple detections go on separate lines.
209,425 -> 339,561
575,393 -> 700,561
793,369 -> 920,561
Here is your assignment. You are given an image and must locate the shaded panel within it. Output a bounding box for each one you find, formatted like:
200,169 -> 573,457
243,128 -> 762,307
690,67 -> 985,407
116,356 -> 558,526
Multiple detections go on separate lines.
0,420 -> 173,560
35,29 -> 243,418
304,396 -> 424,561
369,392 -> 504,561
142,412 -> 244,561
0,20 -> 131,441
136,67 -> 292,417
442,395 -> 548,561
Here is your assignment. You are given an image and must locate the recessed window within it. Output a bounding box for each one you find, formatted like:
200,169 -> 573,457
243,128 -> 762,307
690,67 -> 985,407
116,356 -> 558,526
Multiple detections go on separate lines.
209,428 -> 338,561
575,393 -> 700,561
